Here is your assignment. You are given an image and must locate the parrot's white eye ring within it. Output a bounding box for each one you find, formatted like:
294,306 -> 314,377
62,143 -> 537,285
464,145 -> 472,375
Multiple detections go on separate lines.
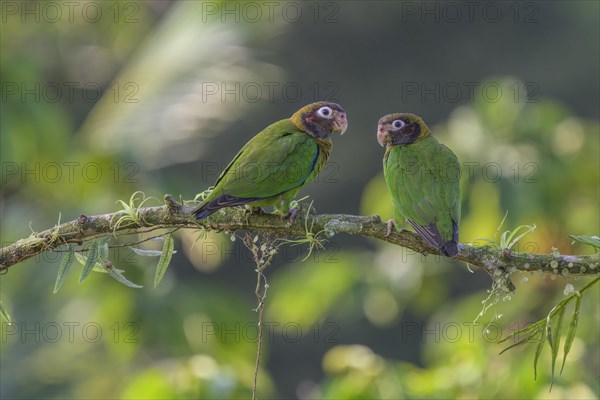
392,119 -> 405,130
317,106 -> 333,118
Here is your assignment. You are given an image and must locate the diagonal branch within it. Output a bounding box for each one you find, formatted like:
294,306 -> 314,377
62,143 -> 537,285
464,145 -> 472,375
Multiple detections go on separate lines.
1,196 -> 598,285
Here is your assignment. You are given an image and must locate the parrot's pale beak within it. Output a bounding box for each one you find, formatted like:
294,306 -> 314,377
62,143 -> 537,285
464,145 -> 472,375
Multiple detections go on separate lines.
377,125 -> 387,147
334,111 -> 348,135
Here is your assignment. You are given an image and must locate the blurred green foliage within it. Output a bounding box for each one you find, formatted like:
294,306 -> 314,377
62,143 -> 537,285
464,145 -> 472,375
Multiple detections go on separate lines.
1,1 -> 598,399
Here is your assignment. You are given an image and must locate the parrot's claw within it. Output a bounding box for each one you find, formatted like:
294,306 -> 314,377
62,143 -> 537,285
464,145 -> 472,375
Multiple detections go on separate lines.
244,206 -> 264,218
385,219 -> 395,237
243,206 -> 263,224
286,208 -> 299,224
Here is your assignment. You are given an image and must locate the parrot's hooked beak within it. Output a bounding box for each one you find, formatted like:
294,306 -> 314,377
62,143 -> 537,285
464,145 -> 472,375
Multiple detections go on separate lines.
333,111 -> 348,135
377,124 -> 387,147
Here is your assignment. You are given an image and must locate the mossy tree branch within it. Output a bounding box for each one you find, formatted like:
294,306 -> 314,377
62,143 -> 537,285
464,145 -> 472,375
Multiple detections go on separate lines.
1,196 -> 598,284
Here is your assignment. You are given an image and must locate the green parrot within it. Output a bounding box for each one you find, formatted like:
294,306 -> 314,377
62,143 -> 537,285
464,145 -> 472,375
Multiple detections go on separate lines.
193,101 -> 347,221
377,113 -> 461,256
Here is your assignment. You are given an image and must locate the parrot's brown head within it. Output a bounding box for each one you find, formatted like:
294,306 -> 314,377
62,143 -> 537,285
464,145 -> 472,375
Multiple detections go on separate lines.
291,101 -> 348,138
377,113 -> 431,147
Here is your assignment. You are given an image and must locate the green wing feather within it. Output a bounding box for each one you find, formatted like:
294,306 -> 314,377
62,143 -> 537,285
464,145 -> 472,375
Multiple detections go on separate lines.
384,136 -> 460,247
195,119 -> 324,218
439,143 -> 461,225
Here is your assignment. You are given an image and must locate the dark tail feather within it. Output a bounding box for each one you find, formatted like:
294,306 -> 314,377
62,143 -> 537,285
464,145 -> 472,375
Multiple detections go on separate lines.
193,194 -> 263,220
441,241 -> 458,257
407,220 -> 443,249
443,219 -> 459,257
407,219 -> 459,257
194,207 -> 217,220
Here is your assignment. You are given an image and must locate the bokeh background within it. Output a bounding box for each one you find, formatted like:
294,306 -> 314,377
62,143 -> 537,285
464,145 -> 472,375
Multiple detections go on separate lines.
1,1 -> 599,399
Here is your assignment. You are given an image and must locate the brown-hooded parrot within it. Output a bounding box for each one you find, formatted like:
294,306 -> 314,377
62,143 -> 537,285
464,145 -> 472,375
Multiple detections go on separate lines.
193,101 -> 347,221
377,113 -> 461,256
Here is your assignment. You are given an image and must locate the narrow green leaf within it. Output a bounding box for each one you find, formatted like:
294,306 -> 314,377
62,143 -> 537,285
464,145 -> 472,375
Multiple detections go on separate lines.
498,320 -> 545,344
98,237 -> 110,260
507,224 -> 536,249
53,244 -> 75,293
107,266 -> 143,288
499,329 -> 540,355
560,295 -> 582,374
549,306 -> 566,386
569,235 -> 600,249
50,212 -> 62,242
75,253 -> 104,272
577,277 -> 600,294
116,200 -> 131,214
75,252 -> 127,274
79,240 -> 100,283
103,266 -> 124,273
154,235 -> 174,288
130,247 -> 163,257
0,300 -> 12,324
500,230 -> 509,248
534,320 -> 548,380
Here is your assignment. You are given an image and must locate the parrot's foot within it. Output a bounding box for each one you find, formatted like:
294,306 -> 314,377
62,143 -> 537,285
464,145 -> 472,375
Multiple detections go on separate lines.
243,206 -> 264,224
285,207 -> 299,223
244,206 -> 264,217
385,219 -> 395,237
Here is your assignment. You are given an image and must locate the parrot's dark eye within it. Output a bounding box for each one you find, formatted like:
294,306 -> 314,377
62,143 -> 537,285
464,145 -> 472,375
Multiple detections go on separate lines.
392,120 -> 405,130
317,106 -> 333,118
